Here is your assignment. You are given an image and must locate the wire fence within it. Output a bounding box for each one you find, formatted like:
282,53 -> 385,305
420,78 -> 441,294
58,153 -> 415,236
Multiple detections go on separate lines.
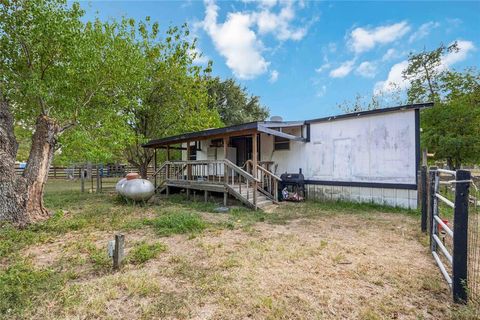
422,168 -> 480,306
468,177 -> 480,306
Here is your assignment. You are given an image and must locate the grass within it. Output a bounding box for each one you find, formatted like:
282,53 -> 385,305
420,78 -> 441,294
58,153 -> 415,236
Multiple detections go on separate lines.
0,260 -> 64,317
0,179 -> 457,319
145,210 -> 207,236
127,242 -> 167,265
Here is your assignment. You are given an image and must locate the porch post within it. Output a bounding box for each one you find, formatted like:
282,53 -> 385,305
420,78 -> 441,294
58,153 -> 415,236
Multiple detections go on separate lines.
252,132 -> 258,209
153,148 -> 157,190
223,137 -> 228,161
166,145 -> 170,161
186,142 -> 192,181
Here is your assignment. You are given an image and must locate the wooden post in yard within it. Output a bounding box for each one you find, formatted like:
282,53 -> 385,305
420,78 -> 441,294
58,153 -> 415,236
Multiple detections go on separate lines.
452,169 -> 470,303
96,165 -> 100,193
113,234 -> 125,270
81,165 -> 85,193
252,133 -> 258,209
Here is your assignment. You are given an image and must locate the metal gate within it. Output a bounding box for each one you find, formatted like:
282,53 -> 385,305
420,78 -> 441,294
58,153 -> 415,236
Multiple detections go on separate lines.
428,168 -> 471,303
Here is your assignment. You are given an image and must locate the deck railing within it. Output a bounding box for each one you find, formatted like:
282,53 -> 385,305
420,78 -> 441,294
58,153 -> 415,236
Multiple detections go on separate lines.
152,159 -> 280,207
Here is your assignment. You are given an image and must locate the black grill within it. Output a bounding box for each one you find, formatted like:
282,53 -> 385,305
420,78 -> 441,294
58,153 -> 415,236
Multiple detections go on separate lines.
279,169 -> 305,201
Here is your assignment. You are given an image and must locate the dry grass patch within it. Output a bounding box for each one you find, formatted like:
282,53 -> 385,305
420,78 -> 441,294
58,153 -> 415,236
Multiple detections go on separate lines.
1,186 -> 458,319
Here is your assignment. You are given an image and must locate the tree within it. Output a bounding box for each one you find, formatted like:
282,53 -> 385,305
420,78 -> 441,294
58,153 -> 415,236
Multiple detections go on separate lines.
122,23 -> 222,178
336,85 -> 406,114
0,0 -> 140,225
403,42 -> 459,103
403,42 -> 480,168
207,77 -> 269,125
419,70 -> 480,168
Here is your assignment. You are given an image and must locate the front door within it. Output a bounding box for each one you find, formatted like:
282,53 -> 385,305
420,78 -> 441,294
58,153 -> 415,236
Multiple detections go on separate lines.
230,136 -> 260,167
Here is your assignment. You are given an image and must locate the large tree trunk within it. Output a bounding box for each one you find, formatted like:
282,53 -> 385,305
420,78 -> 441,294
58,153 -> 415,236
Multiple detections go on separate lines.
22,114 -> 59,221
0,99 -> 28,225
0,99 -> 59,226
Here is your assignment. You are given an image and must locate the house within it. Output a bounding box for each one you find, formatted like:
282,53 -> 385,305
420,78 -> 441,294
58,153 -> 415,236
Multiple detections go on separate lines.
143,102 -> 432,210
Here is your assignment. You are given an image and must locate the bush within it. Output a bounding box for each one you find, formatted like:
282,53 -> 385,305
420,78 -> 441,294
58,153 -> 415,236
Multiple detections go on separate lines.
128,242 -> 166,265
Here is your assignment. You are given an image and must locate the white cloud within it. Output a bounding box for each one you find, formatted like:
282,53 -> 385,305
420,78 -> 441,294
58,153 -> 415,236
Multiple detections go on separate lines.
328,42 -> 337,53
269,70 -> 279,83
409,21 -> 440,43
329,60 -> 355,78
441,40 -> 475,66
254,2 -> 307,41
315,62 -> 331,73
356,61 -> 377,78
243,0 -> 277,8
203,0 -> 269,79
374,60 -> 409,94
316,85 -> 327,97
202,0 -> 309,79
382,48 -> 399,61
374,40 -> 475,94
348,21 -> 411,53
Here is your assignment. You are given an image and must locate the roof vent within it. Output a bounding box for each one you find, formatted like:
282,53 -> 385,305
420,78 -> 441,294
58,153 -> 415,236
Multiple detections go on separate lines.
270,116 -> 283,122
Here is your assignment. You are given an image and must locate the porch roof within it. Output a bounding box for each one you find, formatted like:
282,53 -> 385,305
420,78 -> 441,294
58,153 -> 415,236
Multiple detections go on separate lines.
142,102 -> 433,149
142,121 -> 306,149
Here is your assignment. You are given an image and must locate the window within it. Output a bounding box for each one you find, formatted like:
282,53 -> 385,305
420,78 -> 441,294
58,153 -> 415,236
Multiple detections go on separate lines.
274,136 -> 290,150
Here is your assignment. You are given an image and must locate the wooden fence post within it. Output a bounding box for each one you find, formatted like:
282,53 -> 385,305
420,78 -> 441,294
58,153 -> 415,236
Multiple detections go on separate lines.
96,165 -> 100,193
452,169 -> 470,303
428,166 -> 437,250
113,234 -> 125,270
421,166 -> 427,232
81,165 -> 85,193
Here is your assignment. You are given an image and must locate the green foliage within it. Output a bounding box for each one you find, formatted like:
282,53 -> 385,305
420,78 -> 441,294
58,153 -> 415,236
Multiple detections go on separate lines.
0,261 -> 63,316
207,77 -> 269,125
1,0 -> 145,164
128,241 -> 166,265
145,212 -> 206,236
403,42 -> 459,103
403,42 -> 480,168
421,89 -> 480,168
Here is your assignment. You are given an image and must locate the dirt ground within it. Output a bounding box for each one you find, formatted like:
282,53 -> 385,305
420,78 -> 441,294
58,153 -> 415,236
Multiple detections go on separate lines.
19,200 -> 454,320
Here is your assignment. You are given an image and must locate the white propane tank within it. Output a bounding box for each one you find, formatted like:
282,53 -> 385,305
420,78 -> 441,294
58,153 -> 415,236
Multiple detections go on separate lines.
115,178 -> 127,196
122,179 -> 155,201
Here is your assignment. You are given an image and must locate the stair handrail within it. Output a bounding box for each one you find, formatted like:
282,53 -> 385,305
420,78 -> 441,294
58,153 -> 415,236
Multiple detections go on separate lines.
224,159 -> 260,183
256,165 -> 281,202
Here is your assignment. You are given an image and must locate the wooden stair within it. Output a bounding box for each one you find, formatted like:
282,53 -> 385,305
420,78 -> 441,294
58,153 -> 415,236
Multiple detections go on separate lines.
227,183 -> 276,209
151,159 -> 281,211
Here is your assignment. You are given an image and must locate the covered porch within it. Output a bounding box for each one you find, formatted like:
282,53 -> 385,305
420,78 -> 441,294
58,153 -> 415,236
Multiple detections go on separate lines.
142,121 -> 308,209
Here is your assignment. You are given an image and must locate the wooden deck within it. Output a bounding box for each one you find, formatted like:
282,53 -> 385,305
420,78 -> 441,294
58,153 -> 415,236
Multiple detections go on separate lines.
152,160 -> 281,210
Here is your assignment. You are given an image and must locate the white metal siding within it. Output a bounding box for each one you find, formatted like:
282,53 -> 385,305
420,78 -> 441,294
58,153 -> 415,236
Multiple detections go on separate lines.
260,110 -> 416,185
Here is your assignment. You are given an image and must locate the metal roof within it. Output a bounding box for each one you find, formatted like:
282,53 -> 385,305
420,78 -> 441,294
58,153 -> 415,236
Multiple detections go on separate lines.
142,102 -> 433,148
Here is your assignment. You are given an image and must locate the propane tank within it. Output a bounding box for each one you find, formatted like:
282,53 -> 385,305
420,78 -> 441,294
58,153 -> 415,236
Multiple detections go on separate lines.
115,178 -> 127,196
122,178 -> 155,201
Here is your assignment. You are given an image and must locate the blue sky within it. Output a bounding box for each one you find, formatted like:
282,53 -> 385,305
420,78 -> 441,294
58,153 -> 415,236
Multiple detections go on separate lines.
79,0 -> 480,120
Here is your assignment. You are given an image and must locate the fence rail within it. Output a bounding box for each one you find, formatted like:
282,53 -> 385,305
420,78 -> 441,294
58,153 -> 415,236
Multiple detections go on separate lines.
421,167 -> 473,304
15,164 -> 151,179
